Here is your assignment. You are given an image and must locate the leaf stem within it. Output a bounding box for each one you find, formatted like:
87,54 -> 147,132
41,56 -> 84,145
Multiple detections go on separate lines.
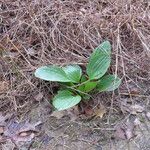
71,79 -> 91,88
67,86 -> 89,96
65,86 -> 95,100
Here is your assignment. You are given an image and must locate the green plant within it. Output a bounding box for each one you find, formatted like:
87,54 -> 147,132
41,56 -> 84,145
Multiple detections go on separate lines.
35,41 -> 121,111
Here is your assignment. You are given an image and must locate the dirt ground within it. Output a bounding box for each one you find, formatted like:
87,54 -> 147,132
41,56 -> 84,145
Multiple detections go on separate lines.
27,97 -> 150,150
0,0 -> 150,150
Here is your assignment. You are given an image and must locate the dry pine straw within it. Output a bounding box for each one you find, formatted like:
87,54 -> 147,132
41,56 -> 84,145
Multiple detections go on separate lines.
0,0 -> 150,115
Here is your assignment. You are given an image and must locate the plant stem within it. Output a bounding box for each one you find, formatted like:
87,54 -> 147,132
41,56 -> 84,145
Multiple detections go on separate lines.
67,86 -> 90,96
66,86 -> 95,100
71,79 -> 91,88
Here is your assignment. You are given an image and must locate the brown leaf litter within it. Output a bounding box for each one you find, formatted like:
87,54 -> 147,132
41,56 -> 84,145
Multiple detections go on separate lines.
0,113 -> 42,148
121,103 -> 145,115
93,105 -> 106,119
50,106 -> 80,121
50,104 -> 106,121
114,117 -> 142,140
84,104 -> 107,118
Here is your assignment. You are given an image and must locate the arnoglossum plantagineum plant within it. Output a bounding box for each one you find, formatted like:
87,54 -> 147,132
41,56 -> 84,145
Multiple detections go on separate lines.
35,41 -> 121,111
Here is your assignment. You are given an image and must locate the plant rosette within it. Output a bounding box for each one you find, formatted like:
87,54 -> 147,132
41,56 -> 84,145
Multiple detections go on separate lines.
35,41 -> 121,111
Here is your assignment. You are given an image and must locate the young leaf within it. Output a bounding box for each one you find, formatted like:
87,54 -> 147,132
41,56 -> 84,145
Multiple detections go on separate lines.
63,65 -> 82,83
80,75 -> 87,82
77,75 -> 97,93
35,65 -> 70,82
87,41 -> 111,80
52,90 -> 81,111
77,81 -> 97,93
77,75 -> 88,92
84,81 -> 97,92
96,75 -> 121,92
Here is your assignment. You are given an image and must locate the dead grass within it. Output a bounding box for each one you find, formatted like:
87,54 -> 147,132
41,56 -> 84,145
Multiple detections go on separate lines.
0,0 -> 150,116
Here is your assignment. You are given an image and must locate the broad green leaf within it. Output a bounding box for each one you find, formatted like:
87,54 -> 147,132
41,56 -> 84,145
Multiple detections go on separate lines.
35,65 -> 70,82
77,75 -> 88,92
63,65 -> 82,83
77,84 -> 85,92
97,75 -> 121,92
87,42 -> 111,79
80,75 -> 87,82
52,90 -> 81,110
96,41 -> 111,54
84,81 -> 97,92
77,81 -> 97,93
